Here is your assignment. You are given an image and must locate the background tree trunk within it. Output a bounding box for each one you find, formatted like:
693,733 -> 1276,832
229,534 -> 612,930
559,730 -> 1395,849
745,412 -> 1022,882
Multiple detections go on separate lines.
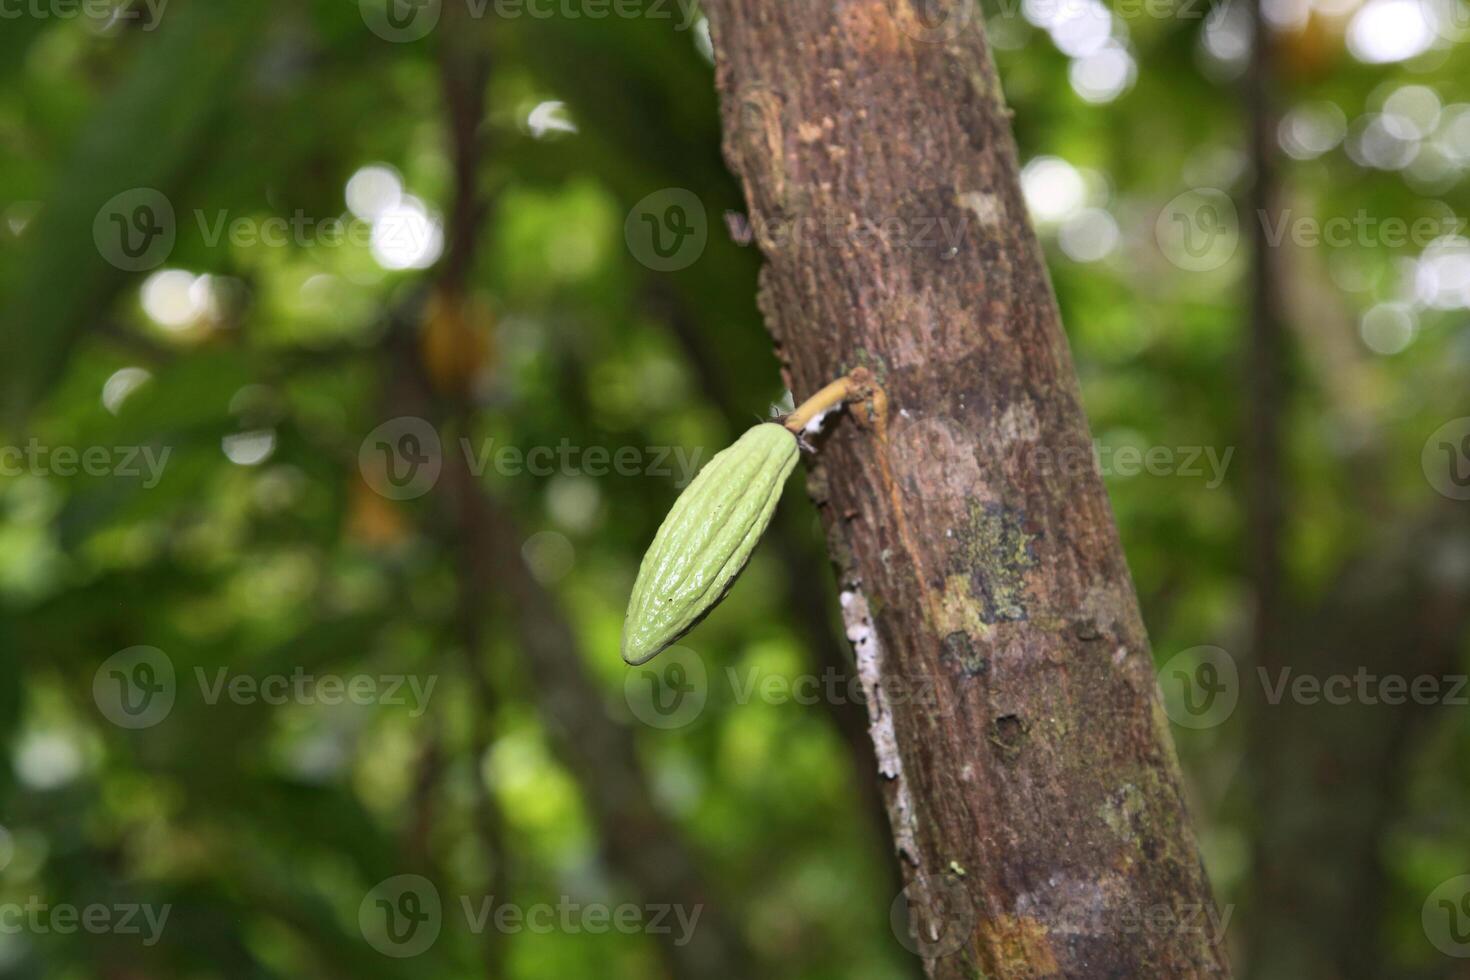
1245,508 -> 1470,980
702,2 -> 1232,975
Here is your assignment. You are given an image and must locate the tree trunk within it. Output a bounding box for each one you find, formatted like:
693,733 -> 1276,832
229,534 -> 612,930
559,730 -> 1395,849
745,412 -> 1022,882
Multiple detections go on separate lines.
702,2 -> 1231,976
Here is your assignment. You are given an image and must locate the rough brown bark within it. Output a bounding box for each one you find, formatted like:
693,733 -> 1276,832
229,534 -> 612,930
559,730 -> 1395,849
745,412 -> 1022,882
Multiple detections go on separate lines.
702,2 -> 1230,976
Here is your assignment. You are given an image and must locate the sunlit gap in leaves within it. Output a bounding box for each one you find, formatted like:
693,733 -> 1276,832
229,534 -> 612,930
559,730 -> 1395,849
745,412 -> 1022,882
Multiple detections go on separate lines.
139,269 -> 222,334
1020,0 -> 1137,102
1346,0 -> 1441,63
1021,155 -> 1121,263
345,162 -> 444,271
101,366 -> 152,415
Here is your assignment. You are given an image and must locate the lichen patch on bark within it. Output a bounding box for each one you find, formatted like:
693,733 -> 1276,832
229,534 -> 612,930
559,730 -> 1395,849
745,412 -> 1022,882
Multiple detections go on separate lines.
976,914 -> 1060,977
951,500 -> 1040,624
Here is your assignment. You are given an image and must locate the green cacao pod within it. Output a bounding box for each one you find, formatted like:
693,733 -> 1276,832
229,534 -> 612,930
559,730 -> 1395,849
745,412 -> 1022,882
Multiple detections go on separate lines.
622,423 -> 799,665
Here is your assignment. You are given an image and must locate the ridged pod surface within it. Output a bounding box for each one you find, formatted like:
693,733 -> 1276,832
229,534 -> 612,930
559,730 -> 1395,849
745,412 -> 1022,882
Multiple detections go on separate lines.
622,423 -> 799,665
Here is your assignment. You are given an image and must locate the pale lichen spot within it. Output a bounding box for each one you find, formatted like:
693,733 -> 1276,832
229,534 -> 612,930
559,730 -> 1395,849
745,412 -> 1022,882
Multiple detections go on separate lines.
887,413 -> 987,505
958,190 -> 1005,227
995,398 -> 1042,446
933,574 -> 991,640
1100,782 -> 1146,843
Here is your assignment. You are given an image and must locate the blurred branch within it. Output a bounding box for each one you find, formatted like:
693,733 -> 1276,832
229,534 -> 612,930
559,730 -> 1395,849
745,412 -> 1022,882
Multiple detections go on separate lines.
1243,0 -> 1289,680
437,6 -> 493,296
1277,218 -> 1392,515
379,316 -> 755,978
368,31 -> 757,976
1245,506 -> 1470,980
444,417 -> 513,980
1242,3 -> 1292,973
1239,15 -> 1464,976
